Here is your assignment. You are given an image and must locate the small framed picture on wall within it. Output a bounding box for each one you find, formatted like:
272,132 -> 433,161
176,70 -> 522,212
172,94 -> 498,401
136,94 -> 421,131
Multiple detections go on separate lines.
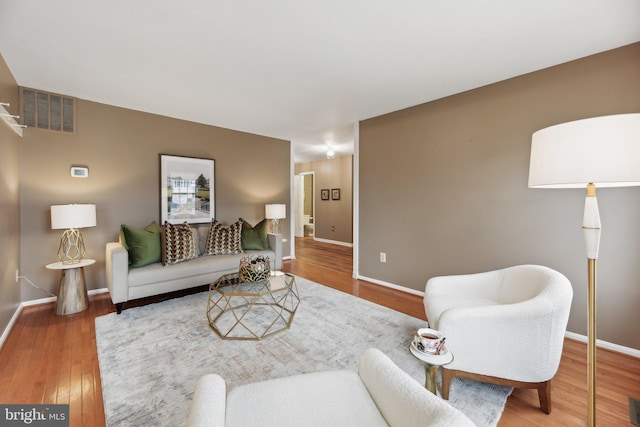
321,189 -> 330,200
331,188 -> 341,200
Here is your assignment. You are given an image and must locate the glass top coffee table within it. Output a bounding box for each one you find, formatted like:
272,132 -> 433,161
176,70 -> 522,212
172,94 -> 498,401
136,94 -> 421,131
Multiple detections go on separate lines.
207,271 -> 300,340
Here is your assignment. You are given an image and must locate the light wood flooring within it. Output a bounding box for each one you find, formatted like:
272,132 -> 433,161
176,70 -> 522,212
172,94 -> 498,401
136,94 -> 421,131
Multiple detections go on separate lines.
0,236 -> 638,426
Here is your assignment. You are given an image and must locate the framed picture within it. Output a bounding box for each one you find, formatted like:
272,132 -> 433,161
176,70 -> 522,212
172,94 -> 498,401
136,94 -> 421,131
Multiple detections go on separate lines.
332,188 -> 341,200
160,154 -> 215,224
321,189 -> 330,200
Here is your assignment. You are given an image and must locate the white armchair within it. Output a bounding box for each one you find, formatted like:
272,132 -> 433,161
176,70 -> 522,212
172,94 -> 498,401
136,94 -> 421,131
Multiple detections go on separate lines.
423,265 -> 573,413
187,348 -> 475,427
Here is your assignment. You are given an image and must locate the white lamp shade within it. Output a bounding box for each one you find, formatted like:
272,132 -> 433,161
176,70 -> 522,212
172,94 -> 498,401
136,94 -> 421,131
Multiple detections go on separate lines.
51,204 -> 97,229
265,204 -> 286,219
529,113 -> 640,189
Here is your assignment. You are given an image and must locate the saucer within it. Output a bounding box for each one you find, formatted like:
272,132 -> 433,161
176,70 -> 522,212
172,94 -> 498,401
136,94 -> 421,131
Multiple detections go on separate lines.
410,342 -> 454,365
410,340 -> 449,357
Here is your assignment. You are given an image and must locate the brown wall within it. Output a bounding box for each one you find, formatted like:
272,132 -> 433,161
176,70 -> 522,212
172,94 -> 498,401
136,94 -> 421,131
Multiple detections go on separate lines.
0,54 -> 21,334
303,174 -> 313,217
19,99 -> 290,300
296,155 -> 353,244
359,43 -> 640,349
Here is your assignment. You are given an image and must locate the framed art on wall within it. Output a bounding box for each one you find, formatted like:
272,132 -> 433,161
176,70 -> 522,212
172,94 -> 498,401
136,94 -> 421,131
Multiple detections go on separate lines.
332,188 -> 340,200
321,189 -> 330,200
160,154 -> 215,224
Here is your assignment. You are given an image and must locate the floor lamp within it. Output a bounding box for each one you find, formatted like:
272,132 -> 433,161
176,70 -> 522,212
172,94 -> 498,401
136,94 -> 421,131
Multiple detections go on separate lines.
528,113 -> 640,427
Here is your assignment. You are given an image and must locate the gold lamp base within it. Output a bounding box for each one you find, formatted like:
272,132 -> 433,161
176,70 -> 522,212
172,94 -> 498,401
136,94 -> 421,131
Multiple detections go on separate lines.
57,228 -> 86,265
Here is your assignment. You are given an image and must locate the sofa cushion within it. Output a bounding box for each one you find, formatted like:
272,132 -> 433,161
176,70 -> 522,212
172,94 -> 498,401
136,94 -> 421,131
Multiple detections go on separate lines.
126,249 -> 275,288
225,370 -> 388,427
203,219 -> 243,255
161,222 -> 198,265
240,218 -> 269,250
120,221 -> 162,268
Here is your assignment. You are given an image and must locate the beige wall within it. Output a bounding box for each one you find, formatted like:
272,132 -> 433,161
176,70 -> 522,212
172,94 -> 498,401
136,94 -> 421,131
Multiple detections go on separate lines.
303,174 -> 313,217
19,99 -> 290,301
0,54 -> 21,334
359,43 -> 640,349
296,155 -> 353,244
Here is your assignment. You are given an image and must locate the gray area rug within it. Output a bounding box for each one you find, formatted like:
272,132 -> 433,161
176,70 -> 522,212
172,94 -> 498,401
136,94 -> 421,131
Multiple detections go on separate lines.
96,276 -> 512,426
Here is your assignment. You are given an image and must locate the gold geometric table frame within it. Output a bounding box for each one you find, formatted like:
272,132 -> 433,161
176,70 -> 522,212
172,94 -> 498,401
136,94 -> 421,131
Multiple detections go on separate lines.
207,271 -> 299,340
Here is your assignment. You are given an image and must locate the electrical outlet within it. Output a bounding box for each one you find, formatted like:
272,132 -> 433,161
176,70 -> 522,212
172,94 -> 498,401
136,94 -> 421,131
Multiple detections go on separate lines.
380,252 -> 387,263
15,269 -> 19,282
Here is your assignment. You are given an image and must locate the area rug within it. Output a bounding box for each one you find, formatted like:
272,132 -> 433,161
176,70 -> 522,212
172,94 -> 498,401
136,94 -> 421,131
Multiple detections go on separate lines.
96,276 -> 512,426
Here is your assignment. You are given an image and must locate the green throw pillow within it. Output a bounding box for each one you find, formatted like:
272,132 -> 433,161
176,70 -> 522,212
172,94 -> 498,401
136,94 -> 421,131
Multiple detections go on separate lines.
241,218 -> 269,250
121,221 -> 162,268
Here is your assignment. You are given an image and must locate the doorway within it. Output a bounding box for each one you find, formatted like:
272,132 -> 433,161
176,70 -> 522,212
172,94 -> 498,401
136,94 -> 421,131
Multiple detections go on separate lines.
294,172 -> 314,238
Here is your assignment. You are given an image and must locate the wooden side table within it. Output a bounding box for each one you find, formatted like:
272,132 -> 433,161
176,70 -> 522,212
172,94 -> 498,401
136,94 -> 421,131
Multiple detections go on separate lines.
46,259 -> 95,315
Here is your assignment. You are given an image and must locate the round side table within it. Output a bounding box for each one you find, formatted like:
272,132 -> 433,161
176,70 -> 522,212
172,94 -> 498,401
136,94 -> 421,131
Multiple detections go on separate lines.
46,259 -> 95,315
410,343 -> 454,394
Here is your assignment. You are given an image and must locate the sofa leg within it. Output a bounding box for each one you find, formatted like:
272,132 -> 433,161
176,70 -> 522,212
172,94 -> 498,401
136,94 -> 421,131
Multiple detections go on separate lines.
116,303 -> 122,314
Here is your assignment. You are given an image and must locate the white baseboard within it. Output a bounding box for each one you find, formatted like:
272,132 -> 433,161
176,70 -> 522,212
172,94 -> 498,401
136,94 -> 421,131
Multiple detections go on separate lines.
20,287 -> 109,307
0,304 -> 23,350
356,274 -> 425,297
564,331 -> 640,358
0,288 -> 110,350
313,237 -> 353,247
356,274 -> 640,358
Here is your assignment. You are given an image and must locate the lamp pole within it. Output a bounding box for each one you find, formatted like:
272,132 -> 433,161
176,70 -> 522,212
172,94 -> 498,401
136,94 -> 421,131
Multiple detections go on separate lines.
583,183 -> 601,427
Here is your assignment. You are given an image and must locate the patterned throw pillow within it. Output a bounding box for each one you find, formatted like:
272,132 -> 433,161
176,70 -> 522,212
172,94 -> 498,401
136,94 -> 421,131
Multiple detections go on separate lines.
204,219 -> 243,255
161,221 -> 198,265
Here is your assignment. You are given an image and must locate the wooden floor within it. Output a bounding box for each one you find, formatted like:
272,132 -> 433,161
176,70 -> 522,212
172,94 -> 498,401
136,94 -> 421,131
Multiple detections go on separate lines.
0,236 -> 638,426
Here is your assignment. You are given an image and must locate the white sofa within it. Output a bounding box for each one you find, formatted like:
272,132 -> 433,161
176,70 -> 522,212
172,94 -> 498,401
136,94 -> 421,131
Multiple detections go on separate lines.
423,264 -> 573,413
106,232 -> 282,314
187,348 -> 475,427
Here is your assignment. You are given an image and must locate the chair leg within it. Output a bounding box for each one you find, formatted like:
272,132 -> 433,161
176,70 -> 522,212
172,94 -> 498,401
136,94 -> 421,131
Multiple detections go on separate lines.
441,368 -> 454,399
537,380 -> 551,414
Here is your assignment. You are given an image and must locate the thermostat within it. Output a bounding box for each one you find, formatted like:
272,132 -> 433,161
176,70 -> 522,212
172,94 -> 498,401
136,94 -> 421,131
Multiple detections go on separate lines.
70,166 -> 89,178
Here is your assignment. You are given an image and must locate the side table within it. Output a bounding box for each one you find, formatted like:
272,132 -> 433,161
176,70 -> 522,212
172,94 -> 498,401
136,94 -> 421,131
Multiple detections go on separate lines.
46,259 -> 95,315
410,343 -> 454,394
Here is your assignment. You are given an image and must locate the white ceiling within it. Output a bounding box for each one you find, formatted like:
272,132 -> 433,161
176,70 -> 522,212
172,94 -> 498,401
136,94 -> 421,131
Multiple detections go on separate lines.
1,1 -> 639,162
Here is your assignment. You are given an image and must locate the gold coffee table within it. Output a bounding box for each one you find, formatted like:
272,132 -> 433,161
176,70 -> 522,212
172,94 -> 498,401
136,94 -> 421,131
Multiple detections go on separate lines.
207,271 -> 300,340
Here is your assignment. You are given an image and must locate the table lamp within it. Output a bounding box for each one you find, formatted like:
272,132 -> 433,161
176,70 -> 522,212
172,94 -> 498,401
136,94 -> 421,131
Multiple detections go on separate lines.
528,113 -> 640,427
265,204 -> 286,234
51,204 -> 97,264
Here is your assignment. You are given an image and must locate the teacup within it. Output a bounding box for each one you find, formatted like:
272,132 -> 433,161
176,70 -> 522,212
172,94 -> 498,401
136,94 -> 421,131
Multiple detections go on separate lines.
415,328 -> 443,353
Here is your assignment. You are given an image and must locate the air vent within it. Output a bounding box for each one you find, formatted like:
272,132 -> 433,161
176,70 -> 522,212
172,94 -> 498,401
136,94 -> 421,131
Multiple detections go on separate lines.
21,88 -> 75,133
